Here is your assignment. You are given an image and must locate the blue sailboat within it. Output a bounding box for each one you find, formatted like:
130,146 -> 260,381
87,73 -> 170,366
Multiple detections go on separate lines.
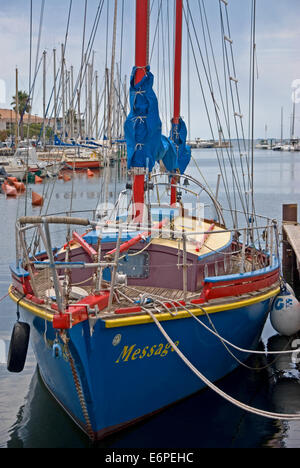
8,0 -> 297,441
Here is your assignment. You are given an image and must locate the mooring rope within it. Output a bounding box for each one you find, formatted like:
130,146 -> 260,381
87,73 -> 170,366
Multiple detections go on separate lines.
184,303 -> 300,357
0,292 -> 9,303
144,306 -> 300,421
62,336 -> 95,440
134,289 -> 300,357
181,300 -> 300,372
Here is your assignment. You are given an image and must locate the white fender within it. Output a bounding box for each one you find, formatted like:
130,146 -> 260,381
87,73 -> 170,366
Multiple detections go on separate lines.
270,286 -> 300,336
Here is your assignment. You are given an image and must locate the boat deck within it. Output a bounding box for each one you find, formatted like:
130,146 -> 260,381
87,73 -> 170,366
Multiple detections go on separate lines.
112,284 -> 201,308
32,269 -> 201,306
151,218 -> 232,256
32,250 -> 250,301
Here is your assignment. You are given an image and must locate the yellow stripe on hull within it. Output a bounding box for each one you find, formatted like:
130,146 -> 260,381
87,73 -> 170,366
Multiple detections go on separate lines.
8,286 -> 54,322
104,287 -> 280,328
8,284 -> 280,329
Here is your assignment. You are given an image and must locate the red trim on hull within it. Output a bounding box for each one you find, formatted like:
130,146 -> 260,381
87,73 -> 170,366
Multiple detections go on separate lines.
53,292 -> 111,329
203,269 -> 280,302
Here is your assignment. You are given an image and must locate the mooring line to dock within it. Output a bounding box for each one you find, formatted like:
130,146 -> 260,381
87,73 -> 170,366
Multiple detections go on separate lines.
185,303 -> 300,356
180,300 -> 300,372
145,306 -> 300,421
0,292 -> 9,304
135,290 -> 300,358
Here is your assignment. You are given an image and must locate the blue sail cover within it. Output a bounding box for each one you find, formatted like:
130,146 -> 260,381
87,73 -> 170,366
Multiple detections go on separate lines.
124,66 -> 190,174
159,135 -> 178,172
170,118 -> 191,174
125,66 -> 163,171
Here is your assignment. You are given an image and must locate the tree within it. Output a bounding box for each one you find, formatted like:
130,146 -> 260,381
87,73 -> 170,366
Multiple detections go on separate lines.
0,130 -> 8,142
11,91 -> 31,140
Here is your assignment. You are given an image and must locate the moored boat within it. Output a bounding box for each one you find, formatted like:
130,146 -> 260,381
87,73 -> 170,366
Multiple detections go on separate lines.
8,203 -> 283,439
4,147 -> 62,180
7,0 -> 300,442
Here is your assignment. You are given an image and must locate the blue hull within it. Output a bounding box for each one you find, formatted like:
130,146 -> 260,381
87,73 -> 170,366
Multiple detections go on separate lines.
20,296 -> 272,440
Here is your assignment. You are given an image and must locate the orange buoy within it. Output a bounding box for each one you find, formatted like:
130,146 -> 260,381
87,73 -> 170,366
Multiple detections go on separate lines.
2,181 -> 17,197
63,174 -> 71,182
32,191 -> 44,207
87,169 -> 94,177
35,175 -> 43,184
7,177 -> 18,183
13,181 -> 26,192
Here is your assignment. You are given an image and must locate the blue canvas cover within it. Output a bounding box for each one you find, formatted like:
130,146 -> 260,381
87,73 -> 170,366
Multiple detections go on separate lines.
159,135 -> 178,173
54,135 -> 72,147
124,66 -> 190,174
125,66 -> 164,172
170,118 -> 191,174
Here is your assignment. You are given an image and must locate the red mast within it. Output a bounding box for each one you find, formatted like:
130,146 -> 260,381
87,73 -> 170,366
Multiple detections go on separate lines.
173,0 -> 183,126
171,0 -> 183,206
132,0 -> 149,222
135,0 -> 149,85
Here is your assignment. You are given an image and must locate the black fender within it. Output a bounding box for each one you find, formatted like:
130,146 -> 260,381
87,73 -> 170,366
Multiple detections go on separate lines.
7,322 -> 30,373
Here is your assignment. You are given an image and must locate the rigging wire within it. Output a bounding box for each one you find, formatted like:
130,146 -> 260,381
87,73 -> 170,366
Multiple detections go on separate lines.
29,0 -> 33,101
30,0 -> 46,108
150,0 -> 163,63
23,0 -> 45,216
250,0 -> 257,243
185,1 -> 253,230
118,0 -> 125,138
182,3 -> 236,226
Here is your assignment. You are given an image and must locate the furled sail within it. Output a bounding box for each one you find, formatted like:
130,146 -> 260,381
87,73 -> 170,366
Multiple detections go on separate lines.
170,118 -> 191,174
125,66 -> 190,174
125,66 -> 163,172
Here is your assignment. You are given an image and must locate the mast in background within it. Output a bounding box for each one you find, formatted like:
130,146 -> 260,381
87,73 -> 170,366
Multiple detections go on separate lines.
61,44 -> 66,142
53,48 -> 57,136
15,68 -> 19,146
281,106 -> 284,144
107,0 -> 118,148
291,93 -> 296,142
43,50 -> 47,146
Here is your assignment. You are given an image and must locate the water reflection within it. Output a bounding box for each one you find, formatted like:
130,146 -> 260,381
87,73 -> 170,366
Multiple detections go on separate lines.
265,334 -> 300,449
7,369 -> 88,449
6,336 -> 300,448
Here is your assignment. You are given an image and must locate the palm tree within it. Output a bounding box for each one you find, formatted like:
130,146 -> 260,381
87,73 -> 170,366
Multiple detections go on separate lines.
11,91 -> 31,140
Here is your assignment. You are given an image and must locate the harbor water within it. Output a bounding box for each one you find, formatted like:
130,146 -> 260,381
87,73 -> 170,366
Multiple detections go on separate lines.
0,147 -> 300,448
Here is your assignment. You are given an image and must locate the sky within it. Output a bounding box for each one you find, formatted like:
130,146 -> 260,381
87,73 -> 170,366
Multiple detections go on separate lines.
0,0 -> 299,140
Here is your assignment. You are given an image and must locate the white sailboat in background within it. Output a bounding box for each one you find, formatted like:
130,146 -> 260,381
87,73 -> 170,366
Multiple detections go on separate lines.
276,94 -> 300,151
2,147 -> 61,180
256,124 -> 270,149
273,107 -> 284,151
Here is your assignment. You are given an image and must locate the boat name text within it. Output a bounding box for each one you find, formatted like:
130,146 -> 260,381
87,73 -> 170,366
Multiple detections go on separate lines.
115,341 -> 180,364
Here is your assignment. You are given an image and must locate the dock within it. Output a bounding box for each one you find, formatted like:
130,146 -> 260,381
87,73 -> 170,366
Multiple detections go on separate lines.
282,204 -> 300,292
